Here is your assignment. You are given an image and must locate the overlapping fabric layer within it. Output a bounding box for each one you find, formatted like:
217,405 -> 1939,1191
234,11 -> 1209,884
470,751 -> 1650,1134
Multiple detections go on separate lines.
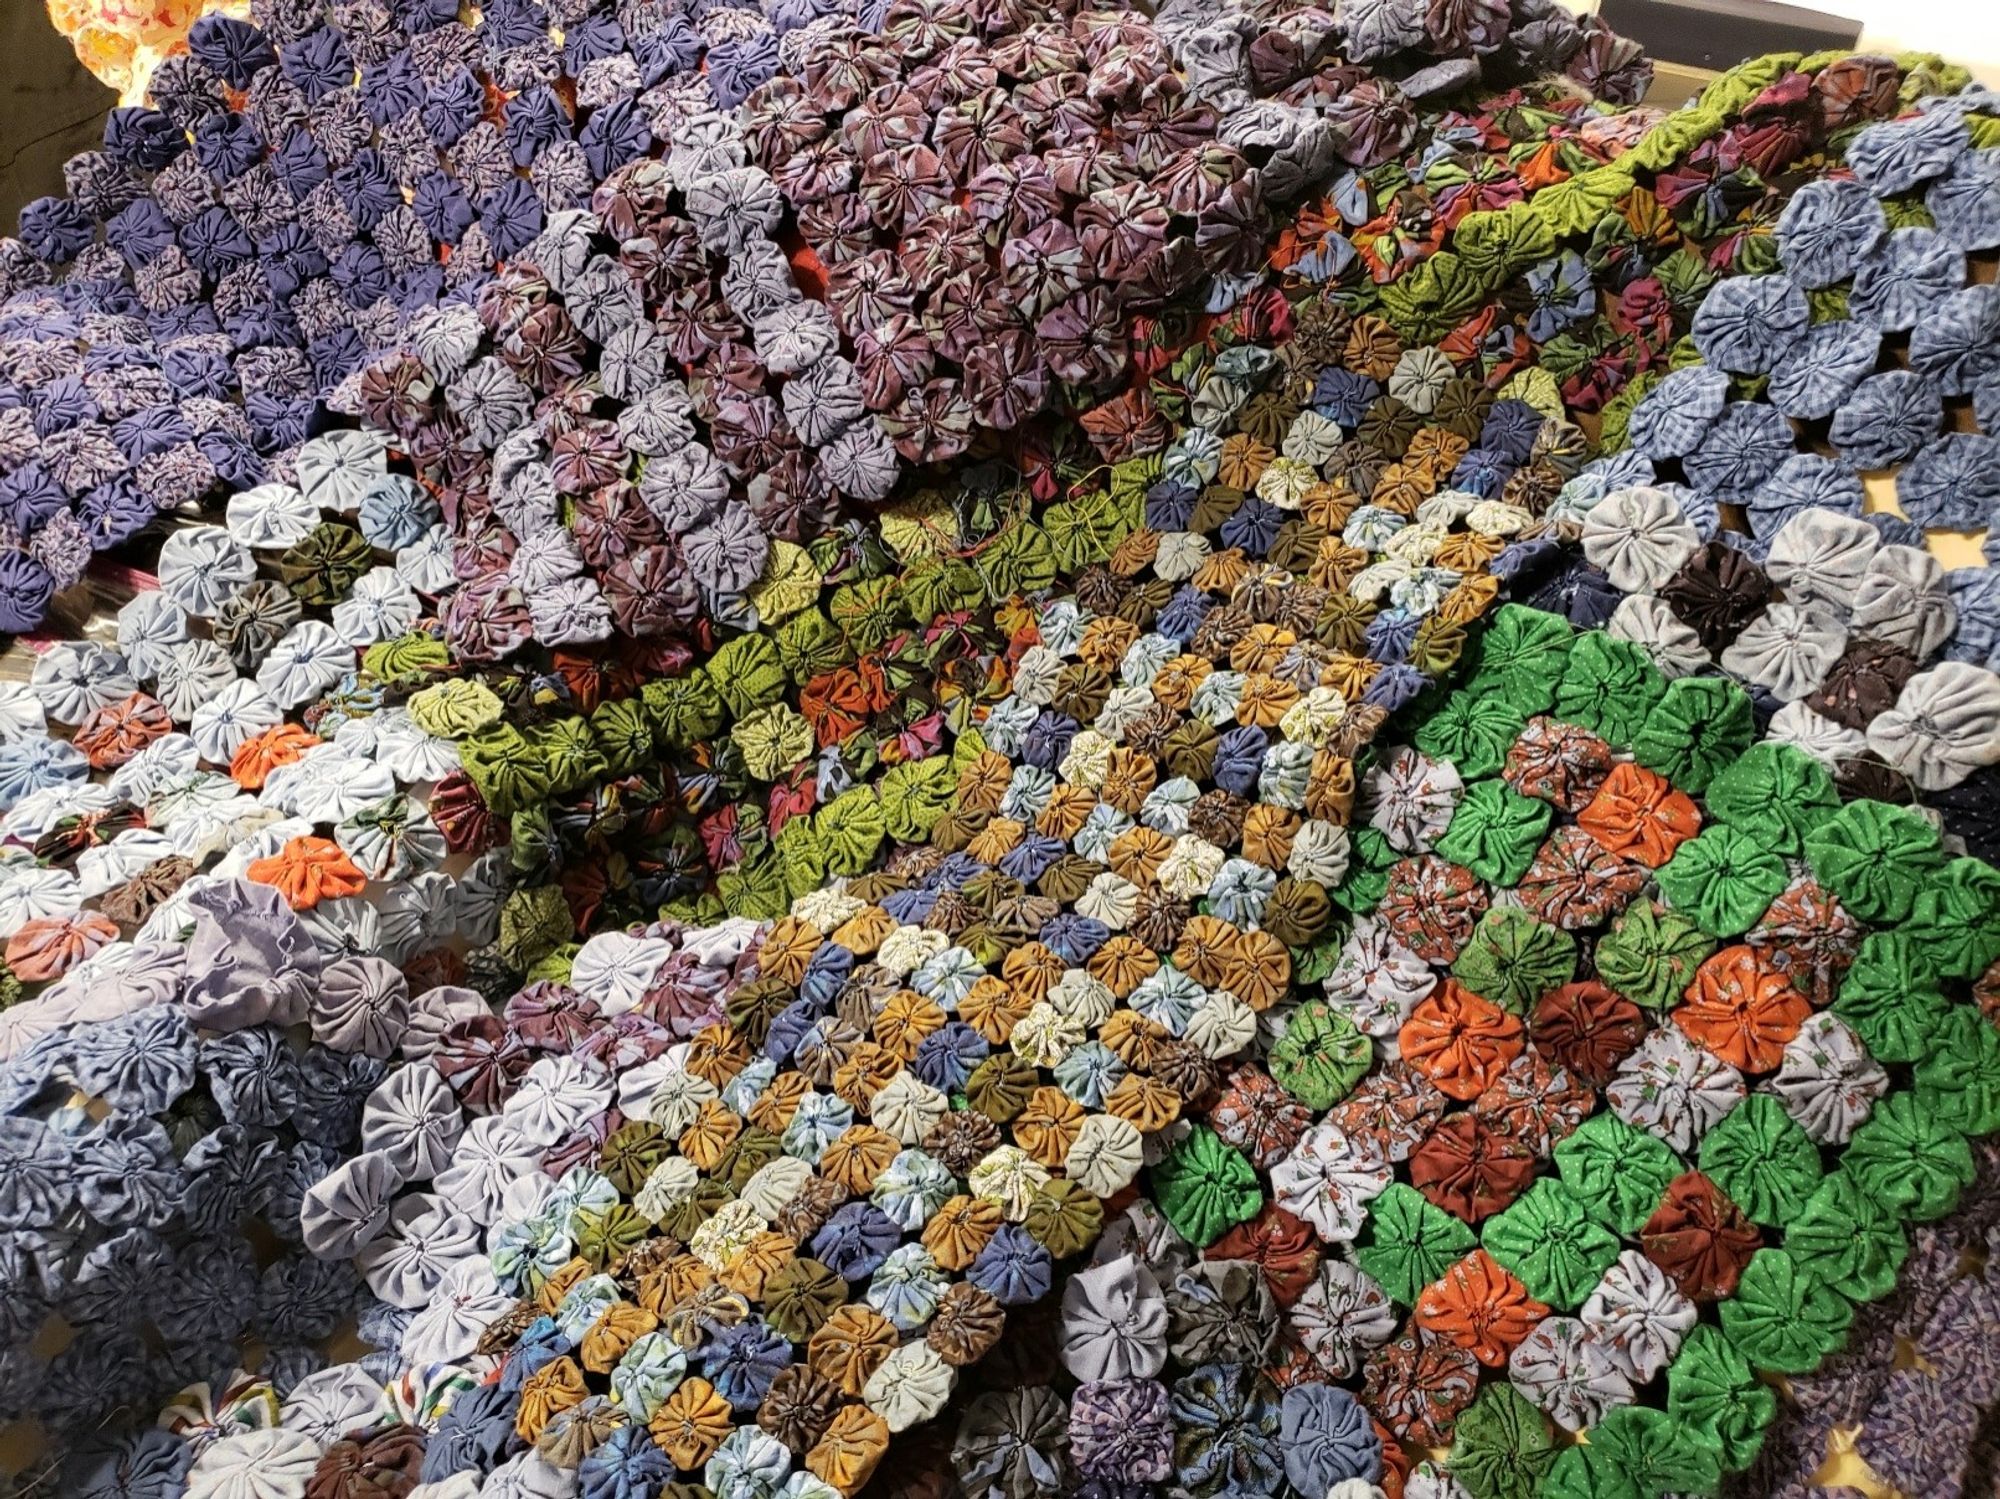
1,3 -> 1999,1499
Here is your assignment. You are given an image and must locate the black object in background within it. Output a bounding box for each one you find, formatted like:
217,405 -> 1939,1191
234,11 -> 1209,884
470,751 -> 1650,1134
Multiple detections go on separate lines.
1601,0 -> 1862,73
0,8 -> 116,228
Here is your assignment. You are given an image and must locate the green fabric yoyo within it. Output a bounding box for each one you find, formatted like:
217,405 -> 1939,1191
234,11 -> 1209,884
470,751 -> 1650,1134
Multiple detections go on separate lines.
1260,877 -> 1334,947
659,1179 -> 734,1241
1456,200 -> 1557,283
1161,720 -> 1220,783
966,1053 -> 1037,1122
362,632 -> 451,683
661,890 -> 726,928
498,885 -> 572,971
590,697 -> 655,777
725,982 -> 794,1052
878,757 -> 958,843
1656,252 -> 1718,323
278,521 -> 372,606
1595,902 -> 1717,1010
643,673 -> 727,749
575,1203 -> 651,1267
1435,779 -> 1553,887
506,802 -> 553,879
1804,799 -> 1946,925
1315,594 -> 1377,656
1481,1179 -> 1620,1309
716,847 -> 790,920
1446,1385 -> 1558,1499
1410,616 -> 1470,677
1540,1444 -> 1641,1499
459,724 -> 554,818
1632,677 -> 1753,794
1043,491 -> 1130,572
1151,1125 -> 1262,1248
1702,742 -> 1838,857
1482,196 -> 1569,278
730,704 -> 814,782
828,576 -> 901,654
1025,1179 -> 1103,1258
773,814 -> 829,901
1697,1095 -> 1822,1227
1832,932 -> 1949,1065
1378,250 -> 1490,343
536,715 -> 607,798
1267,1000 -> 1372,1109
1805,284 -> 1851,321
1717,1248 -> 1853,1374
1553,632 -> 1666,749
976,520 -> 1058,598
1355,1183 -> 1477,1305
1530,162 -> 1634,238
817,787 -> 888,877
707,634 -> 788,720
1843,1091 -> 1975,1222
1589,1406 -> 1722,1499
410,677 -> 504,739
1666,1325 -> 1777,1472
1290,928 -> 1350,989
1331,827 -> 1397,914
1783,1167 -> 1908,1303
763,1256 -> 848,1342
1597,369 -> 1659,454
772,609 -> 852,683
1882,197 -> 1937,231
1655,825 -> 1788,937
1556,1112 -> 1682,1236
523,943 -> 577,987
1914,1005 -> 2000,1136
722,1122 -> 780,1191
1466,605 -> 1575,713
1902,856 -> 2000,980
746,539 -> 821,625
1414,693 -> 1529,780
597,1122 -> 667,1195
1451,906 -> 1576,1015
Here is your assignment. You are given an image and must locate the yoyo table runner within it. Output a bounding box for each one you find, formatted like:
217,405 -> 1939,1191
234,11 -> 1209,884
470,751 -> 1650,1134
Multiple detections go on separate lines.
0,5 -> 1995,1499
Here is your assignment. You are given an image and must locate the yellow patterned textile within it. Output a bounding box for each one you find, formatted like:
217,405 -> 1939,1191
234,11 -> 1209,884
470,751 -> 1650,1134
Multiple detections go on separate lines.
45,0 -> 242,101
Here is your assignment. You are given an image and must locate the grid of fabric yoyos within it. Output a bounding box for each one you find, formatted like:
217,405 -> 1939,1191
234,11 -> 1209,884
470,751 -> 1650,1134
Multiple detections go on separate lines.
0,6 -> 1997,1499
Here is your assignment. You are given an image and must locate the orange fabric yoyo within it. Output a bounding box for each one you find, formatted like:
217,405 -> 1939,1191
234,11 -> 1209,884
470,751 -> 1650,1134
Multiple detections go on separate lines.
1399,982 -> 1527,1101
244,835 -> 367,909
73,692 -> 173,769
806,1403 -> 890,1494
229,722 -> 323,790
1577,762 -> 1701,868
1672,944 -> 1810,1072
5,910 -> 119,983
1413,1248 -> 1549,1365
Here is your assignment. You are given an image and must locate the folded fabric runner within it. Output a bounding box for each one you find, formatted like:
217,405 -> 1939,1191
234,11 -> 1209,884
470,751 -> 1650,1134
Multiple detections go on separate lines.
0,3 -> 1998,1499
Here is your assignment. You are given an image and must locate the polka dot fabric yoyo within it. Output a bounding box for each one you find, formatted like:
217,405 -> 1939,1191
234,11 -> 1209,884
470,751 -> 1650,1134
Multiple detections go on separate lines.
1152,608 -> 2000,1499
